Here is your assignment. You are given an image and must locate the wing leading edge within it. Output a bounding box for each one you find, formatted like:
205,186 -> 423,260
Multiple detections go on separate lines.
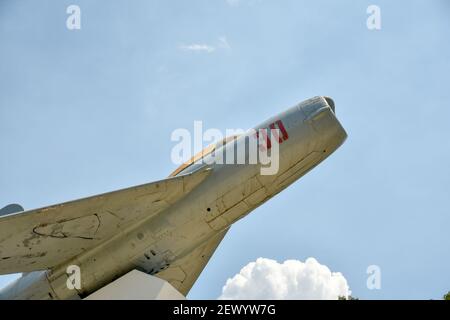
0,167 -> 212,275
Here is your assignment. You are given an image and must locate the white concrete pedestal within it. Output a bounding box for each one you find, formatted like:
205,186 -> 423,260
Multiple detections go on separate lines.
84,270 -> 185,300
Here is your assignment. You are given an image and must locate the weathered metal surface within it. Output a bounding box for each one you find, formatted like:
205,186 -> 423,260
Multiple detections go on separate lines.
0,96 -> 347,300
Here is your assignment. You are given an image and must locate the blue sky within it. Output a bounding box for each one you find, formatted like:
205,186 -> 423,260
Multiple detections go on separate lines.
1,0 -> 449,299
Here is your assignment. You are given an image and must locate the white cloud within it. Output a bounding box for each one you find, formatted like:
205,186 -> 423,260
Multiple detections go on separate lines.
179,37 -> 231,54
219,257 -> 351,300
179,44 -> 216,53
218,36 -> 231,51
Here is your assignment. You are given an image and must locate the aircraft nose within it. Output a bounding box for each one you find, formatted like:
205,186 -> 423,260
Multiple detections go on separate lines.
300,96 -> 334,120
324,96 -> 335,113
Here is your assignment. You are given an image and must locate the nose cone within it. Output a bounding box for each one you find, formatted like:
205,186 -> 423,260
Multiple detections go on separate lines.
324,96 -> 335,113
299,96 -> 335,120
300,96 -> 347,149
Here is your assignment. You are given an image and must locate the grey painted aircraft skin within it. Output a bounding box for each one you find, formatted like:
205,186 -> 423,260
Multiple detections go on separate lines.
0,96 -> 347,300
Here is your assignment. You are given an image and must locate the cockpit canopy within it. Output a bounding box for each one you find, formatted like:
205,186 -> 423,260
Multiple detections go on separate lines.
169,135 -> 241,177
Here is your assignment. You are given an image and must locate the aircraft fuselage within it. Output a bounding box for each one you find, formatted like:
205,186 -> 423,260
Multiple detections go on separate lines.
0,96 -> 347,299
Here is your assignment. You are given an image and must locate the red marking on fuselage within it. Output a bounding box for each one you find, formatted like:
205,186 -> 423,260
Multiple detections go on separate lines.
276,120 -> 289,141
269,123 -> 283,144
255,120 -> 289,151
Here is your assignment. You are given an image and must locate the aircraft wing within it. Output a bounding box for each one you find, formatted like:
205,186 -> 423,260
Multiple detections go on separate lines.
0,167 -> 212,275
155,228 -> 229,296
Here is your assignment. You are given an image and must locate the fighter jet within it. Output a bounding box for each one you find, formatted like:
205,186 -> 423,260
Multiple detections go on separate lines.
0,96 -> 347,299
